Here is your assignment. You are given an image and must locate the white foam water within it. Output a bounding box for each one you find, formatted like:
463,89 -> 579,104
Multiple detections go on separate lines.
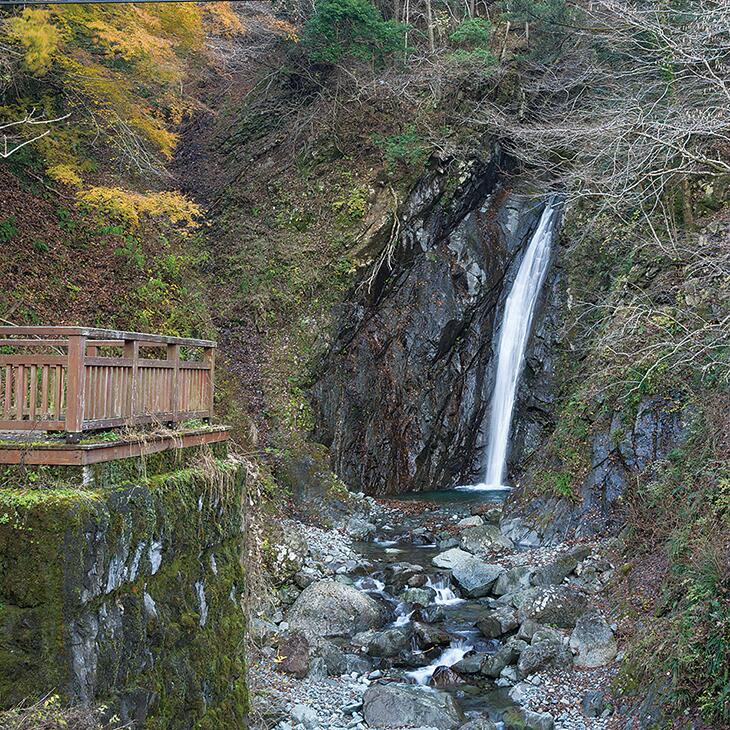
426,576 -> 463,606
482,203 -> 557,489
407,640 -> 474,685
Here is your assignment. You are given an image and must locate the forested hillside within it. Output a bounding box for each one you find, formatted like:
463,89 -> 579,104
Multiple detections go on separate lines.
1,0 -> 727,728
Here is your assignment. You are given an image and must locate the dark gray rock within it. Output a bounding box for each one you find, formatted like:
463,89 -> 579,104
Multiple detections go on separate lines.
476,606 -> 519,638
363,683 -> 465,729
352,626 -> 412,657
459,720 -> 498,730
311,159 -> 553,495
287,580 -> 386,639
570,610 -> 618,667
582,689 -> 607,717
517,638 -> 572,677
460,524 -> 514,555
494,566 -> 534,596
517,586 -> 588,628
501,706 -> 555,730
277,633 -> 309,678
530,546 -> 591,586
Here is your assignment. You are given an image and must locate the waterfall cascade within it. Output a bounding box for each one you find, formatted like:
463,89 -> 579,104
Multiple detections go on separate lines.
466,203 -> 558,491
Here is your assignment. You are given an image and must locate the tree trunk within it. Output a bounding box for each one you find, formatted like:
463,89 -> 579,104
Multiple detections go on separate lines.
426,0 -> 435,54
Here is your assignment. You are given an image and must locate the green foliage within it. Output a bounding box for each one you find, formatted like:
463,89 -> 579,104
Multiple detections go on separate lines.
0,218 -> 18,243
372,125 -> 428,169
301,0 -> 406,65
450,17 -> 492,47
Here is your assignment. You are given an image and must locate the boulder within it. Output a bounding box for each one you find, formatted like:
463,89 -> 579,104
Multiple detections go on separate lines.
517,638 -> 572,677
363,683 -> 465,729
287,580 -> 386,639
530,546 -> 591,587
516,620 -> 541,642
481,637 -> 526,678
345,516 -> 376,539
452,653 -> 485,674
569,610 -> 618,667
414,622 -> 452,648
581,689 -> 606,717
291,703 -> 319,730
459,719 -> 497,730
277,633 -> 309,678
517,586 -> 588,628
352,626 -> 412,657
484,508 -> 503,526
500,518 -> 541,549
494,566 -> 534,596
432,549 -> 504,598
458,516 -> 484,529
401,587 -> 437,607
432,548 -> 472,570
459,524 -> 514,556
501,706 -> 554,730
431,665 -> 464,689
476,607 -> 519,638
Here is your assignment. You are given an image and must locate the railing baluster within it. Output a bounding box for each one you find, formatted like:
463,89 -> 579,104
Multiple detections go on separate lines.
28,364 -> 37,422
3,365 -> 10,419
65,335 -> 87,442
41,365 -> 49,419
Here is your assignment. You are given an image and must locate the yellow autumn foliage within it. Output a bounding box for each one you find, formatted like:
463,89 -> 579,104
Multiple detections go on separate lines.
1,3 -> 245,179
5,9 -> 62,75
77,187 -> 202,231
47,164 -> 82,188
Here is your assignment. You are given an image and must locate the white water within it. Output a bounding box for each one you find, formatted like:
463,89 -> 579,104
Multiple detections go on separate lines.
407,640 -> 474,685
478,203 -> 557,489
426,575 -> 463,606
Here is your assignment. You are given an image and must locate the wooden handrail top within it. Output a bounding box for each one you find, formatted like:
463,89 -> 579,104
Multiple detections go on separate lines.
0,327 -> 215,348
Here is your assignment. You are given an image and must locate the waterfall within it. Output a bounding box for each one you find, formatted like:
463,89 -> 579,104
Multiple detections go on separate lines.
480,203 -> 557,488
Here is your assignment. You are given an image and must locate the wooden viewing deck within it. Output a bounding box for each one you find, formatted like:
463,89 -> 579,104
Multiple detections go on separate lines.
0,327 -> 226,465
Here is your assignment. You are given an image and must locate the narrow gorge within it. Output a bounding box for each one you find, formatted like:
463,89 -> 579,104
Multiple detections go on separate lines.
0,1 -> 727,729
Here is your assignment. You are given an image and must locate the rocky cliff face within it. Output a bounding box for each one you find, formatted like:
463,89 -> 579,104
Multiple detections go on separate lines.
312,151 -> 557,495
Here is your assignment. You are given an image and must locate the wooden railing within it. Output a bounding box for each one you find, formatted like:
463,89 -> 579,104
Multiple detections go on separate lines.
0,327 -> 215,442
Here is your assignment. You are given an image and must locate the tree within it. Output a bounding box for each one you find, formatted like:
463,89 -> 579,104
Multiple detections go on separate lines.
301,0 -> 407,65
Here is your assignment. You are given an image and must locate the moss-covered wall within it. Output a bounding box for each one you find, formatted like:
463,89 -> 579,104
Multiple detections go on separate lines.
0,456 -> 247,728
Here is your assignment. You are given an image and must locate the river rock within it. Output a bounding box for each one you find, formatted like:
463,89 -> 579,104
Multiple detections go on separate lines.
291,703 -> 319,730
459,524 -> 514,556
516,586 -> 588,628
581,689 -> 607,717
452,653 -> 485,674
353,626 -> 412,657
517,638 -> 572,677
287,580 -> 386,639
569,610 -> 618,667
431,665 -> 464,688
277,633 -> 309,678
432,548 -> 472,569
476,606 -> 519,638
494,566 -> 534,596
415,621 -> 452,647
457,516 -> 484,529
500,518 -> 541,549
501,706 -> 554,730
401,586 -> 437,607
363,683 -> 465,729
459,719 -> 497,730
530,546 -> 591,587
432,549 -> 504,598
345,516 -> 376,539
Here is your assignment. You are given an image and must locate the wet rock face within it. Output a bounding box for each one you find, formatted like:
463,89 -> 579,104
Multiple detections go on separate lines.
312,153 -> 552,494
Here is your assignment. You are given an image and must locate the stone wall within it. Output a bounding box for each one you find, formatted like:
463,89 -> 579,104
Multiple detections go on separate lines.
0,452 -> 247,727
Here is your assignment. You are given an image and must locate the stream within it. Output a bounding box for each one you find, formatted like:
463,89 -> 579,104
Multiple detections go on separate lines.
350,489 -> 516,724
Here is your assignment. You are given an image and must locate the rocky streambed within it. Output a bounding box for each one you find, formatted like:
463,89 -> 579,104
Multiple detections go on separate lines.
251,492 -> 621,730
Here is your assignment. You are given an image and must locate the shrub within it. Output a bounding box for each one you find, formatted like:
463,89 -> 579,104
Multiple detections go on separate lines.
301,0 -> 406,65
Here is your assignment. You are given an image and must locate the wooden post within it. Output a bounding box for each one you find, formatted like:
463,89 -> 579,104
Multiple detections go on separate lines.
203,346 -> 215,424
167,343 -> 180,428
124,339 -> 139,425
65,335 -> 87,443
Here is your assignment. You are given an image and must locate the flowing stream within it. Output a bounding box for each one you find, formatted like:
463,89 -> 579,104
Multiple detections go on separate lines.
482,203 -> 557,488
